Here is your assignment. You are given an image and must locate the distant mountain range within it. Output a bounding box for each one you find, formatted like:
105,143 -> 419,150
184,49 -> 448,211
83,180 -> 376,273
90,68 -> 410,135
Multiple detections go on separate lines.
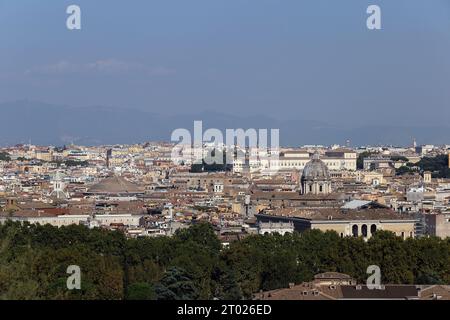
0,100 -> 448,147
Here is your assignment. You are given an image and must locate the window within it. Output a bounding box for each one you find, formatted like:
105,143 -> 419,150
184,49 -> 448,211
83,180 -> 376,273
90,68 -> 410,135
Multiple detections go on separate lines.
361,224 -> 368,237
352,225 -> 358,237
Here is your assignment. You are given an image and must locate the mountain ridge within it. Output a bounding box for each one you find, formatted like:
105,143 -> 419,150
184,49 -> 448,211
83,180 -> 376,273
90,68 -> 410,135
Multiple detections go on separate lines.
0,100 -> 447,147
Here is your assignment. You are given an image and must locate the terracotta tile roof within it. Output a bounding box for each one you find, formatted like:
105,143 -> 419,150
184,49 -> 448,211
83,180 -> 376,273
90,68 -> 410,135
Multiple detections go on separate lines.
340,285 -> 419,299
262,208 -> 416,221
418,285 -> 450,300
254,280 -> 449,300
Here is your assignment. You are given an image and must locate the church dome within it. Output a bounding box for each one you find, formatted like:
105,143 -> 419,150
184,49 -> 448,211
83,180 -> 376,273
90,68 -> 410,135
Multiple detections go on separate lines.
87,175 -> 144,195
301,152 -> 330,180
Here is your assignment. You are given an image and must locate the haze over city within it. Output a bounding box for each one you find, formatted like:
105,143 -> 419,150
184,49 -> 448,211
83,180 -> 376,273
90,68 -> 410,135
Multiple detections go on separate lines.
1,0 -> 450,146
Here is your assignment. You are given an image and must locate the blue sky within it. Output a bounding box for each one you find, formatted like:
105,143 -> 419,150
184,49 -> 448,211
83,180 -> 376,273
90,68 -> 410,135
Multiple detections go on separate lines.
1,0 -> 450,126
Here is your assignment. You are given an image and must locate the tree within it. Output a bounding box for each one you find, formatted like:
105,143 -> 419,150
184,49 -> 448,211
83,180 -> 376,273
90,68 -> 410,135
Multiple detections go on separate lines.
190,149 -> 232,172
174,222 -> 221,253
2,221 -> 450,300
416,270 -> 444,285
260,249 -> 298,291
357,151 -> 377,169
126,283 -> 156,300
154,267 -> 199,300
416,155 -> 450,178
0,152 -> 11,162
367,231 -> 414,284
396,166 -> 413,176
390,155 -> 409,162
211,263 -> 243,300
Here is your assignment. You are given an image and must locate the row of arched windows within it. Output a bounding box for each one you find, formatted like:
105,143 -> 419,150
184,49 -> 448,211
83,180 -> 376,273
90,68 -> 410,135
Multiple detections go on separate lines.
352,224 -> 377,237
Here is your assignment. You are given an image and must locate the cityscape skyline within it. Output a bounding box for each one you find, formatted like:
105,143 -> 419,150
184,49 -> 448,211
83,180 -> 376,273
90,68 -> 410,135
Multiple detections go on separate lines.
1,0 -> 450,305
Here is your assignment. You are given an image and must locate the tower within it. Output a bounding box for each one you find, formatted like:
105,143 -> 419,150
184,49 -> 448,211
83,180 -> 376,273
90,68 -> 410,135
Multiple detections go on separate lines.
50,171 -> 68,200
423,171 -> 432,184
106,148 -> 112,168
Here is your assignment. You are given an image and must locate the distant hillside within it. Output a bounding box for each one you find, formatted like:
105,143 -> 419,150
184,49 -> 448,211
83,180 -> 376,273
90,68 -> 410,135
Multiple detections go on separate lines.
0,100 -> 448,146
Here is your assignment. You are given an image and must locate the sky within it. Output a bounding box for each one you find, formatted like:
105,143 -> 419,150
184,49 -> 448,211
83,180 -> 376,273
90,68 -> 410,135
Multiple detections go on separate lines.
1,0 -> 450,127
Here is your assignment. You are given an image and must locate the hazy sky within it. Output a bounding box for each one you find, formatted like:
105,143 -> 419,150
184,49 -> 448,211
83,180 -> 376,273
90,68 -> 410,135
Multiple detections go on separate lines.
1,0 -> 450,126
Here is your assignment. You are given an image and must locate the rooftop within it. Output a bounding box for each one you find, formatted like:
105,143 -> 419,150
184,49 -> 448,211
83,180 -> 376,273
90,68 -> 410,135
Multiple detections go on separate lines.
260,207 -> 417,221
87,175 -> 144,194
